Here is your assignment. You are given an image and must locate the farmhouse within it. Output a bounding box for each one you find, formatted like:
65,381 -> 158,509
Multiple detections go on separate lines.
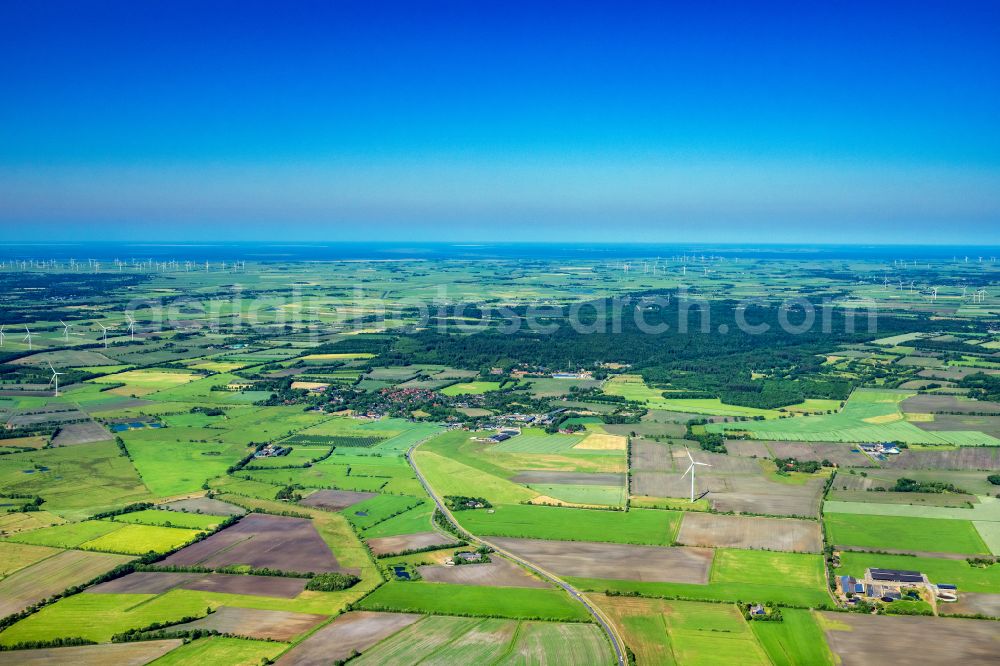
838,567 -> 959,604
254,444 -> 291,458
859,443 -> 901,456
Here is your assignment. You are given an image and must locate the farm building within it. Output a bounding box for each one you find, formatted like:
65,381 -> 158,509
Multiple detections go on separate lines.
839,567 -> 958,604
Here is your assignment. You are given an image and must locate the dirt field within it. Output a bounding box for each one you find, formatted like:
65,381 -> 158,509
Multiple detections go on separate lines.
676,513 -> 823,553
366,531 -> 460,556
49,421 -> 113,447
914,413 -> 1000,438
903,394 -> 1000,414
89,571 -> 197,594
632,468 -> 824,517
940,592 -> 1000,618
274,611 -> 422,666
0,550 -> 132,616
490,537 -> 713,583
173,606 -> 327,641
160,512 -> 349,573
301,489 -> 377,510
820,612 -> 1000,665
0,640 -> 183,666
881,447 -> 999,470
630,439 -> 676,472
161,497 -> 247,516
89,571 -> 309,597
511,471 -> 624,486
708,475 -> 826,517
724,440 -> 771,457
417,557 -> 550,588
765,441 -> 872,467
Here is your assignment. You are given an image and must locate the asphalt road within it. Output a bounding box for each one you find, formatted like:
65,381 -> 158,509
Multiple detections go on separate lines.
406,438 -> 627,666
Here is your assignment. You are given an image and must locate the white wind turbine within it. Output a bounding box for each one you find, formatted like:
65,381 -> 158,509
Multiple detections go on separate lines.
98,323 -> 110,348
125,315 -> 135,341
59,320 -> 72,342
47,362 -> 64,397
681,448 -> 711,503
23,325 -> 33,350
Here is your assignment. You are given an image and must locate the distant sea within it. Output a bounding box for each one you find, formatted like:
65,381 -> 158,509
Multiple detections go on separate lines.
1,242 -> 998,263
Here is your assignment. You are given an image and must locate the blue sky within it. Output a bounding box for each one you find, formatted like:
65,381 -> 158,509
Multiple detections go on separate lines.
1,0 -> 998,243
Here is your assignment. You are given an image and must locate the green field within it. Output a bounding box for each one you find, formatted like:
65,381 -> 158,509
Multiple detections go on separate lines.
4,519 -> 123,549
524,483 -> 626,506
112,509 -> 223,530
604,375 -> 780,417
0,441 -> 153,519
570,549 -> 829,608
148,637 -> 287,666
751,608 -> 835,666
80,523 -> 204,555
0,592 -> 212,644
440,381 -> 503,396
357,581 -> 591,621
837,551 -> 1000,593
0,541 -> 61,576
351,615 -> 609,665
709,388 -> 1000,445
456,504 -> 680,545
825,512 -> 990,555
343,494 -> 424,530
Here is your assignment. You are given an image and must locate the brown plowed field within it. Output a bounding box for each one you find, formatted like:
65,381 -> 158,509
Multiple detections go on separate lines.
274,611 -> 422,666
173,606 -> 327,641
160,512 -> 348,573
417,557 -> 549,588
490,537 -> 713,583
676,512 -> 822,553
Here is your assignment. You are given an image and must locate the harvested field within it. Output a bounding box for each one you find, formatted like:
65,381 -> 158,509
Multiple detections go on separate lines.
0,550 -> 132,616
7,409 -> 89,427
676,513 -> 823,553
300,488 -> 377,510
725,440 -> 771,457
903,394 -> 1000,414
765,441 -> 871,467
574,433 -> 626,450
914,414 -> 1000,438
172,606 -> 327,641
0,640 -> 183,666
274,611 -> 422,666
940,592 -> 1000,618
632,469 -> 824,517
630,439 -> 676,472
89,571 -> 308,598
367,531 -> 460,556
709,475 -> 826,517
160,512 -> 348,574
89,571 -> 197,594
881,447 -> 1000,470
820,612 -> 1000,665
511,471 -> 624,486
490,537 -> 713,583
50,421 -> 112,446
417,558 -> 549,588
161,497 -> 247,516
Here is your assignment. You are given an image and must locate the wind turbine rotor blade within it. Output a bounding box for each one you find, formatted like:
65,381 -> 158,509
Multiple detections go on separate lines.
681,464 -> 693,479
685,448 -> 694,463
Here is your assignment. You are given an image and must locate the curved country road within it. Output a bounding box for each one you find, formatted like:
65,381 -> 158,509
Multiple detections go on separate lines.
406,439 -> 627,666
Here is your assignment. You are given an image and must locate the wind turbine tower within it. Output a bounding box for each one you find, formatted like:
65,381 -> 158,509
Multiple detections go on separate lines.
126,315 -> 136,342
60,320 -> 72,342
681,449 -> 711,503
47,362 -> 64,397
23,326 -> 33,351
